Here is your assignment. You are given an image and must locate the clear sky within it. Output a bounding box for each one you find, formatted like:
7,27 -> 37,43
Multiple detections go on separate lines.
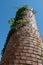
0,0 -> 43,60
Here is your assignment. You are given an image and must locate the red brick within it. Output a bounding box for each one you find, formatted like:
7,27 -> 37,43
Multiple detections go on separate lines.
38,63 -> 42,65
26,53 -> 31,57
24,47 -> 29,50
38,59 -> 42,63
31,54 -> 36,58
20,53 -> 26,56
32,62 -> 37,65
16,56 -> 20,60
20,60 -> 25,64
26,60 -> 32,64
14,60 -> 19,64
21,56 -> 27,60
32,58 -> 37,62
26,56 -> 32,61
23,50 -> 28,53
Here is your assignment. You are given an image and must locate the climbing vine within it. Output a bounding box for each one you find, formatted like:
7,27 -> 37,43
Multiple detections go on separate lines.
1,5 -> 29,57
15,5 -> 28,21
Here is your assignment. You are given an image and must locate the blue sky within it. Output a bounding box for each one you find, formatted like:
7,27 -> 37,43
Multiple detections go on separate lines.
0,0 -> 43,60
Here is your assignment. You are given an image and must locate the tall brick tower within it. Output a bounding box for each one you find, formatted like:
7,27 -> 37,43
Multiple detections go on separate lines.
1,6 -> 43,65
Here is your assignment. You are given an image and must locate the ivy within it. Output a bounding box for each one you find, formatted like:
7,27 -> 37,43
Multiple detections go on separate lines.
1,5 -> 29,57
1,20 -> 28,57
15,5 -> 28,21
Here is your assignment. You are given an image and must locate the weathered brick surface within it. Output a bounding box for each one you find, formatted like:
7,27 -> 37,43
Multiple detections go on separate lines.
1,8 -> 43,65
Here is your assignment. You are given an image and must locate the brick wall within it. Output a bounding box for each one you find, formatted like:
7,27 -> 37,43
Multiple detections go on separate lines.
1,9 -> 43,65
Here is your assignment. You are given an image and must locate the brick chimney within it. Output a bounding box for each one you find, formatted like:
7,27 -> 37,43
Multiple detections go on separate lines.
1,7 -> 43,65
